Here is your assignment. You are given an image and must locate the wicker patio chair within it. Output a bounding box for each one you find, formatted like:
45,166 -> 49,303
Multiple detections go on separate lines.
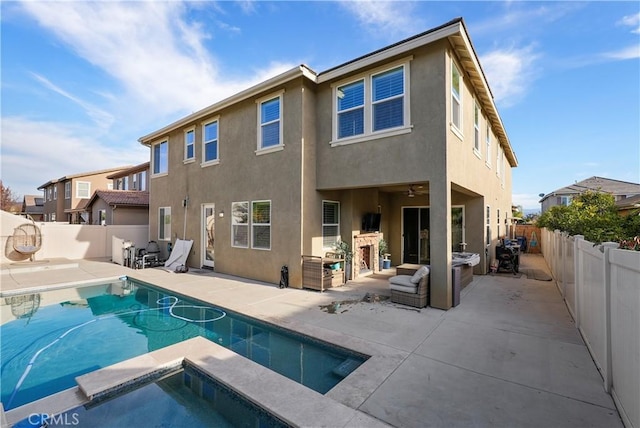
390,269 -> 429,308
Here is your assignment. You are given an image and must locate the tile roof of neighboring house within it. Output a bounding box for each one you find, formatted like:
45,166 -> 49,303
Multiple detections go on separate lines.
88,190 -> 150,207
540,176 -> 640,202
107,162 -> 150,179
38,166 -> 133,189
22,195 -> 44,215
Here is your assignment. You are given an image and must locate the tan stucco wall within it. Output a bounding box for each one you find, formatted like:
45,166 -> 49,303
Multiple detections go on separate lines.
149,78 -> 308,285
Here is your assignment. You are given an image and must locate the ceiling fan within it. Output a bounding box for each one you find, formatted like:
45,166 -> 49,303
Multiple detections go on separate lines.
407,184 -> 427,198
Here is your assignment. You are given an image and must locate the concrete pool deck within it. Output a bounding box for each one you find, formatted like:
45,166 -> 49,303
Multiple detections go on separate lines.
1,255 -> 623,427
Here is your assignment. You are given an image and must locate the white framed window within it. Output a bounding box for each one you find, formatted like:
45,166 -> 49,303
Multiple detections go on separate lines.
251,200 -> 271,250
159,207 -> 171,241
322,201 -> 340,249
122,177 -> 128,190
132,174 -> 138,190
231,202 -> 249,248
152,140 -> 168,176
51,213 -> 56,222
485,122 -> 491,167
76,181 -> 90,198
98,209 -> 106,226
47,188 -> 52,201
337,79 -> 364,139
451,60 -> 462,132
184,128 -> 195,161
333,59 -> 411,144
486,205 -> 491,246
65,182 -> 71,199
53,186 -> 57,200
257,93 -> 283,153
202,119 -> 219,165
473,102 -> 481,155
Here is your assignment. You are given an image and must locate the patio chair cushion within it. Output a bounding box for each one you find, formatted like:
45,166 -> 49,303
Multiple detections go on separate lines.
410,265 -> 430,283
389,275 -> 417,293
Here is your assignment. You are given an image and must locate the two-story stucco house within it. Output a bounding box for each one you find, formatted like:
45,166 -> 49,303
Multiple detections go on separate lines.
37,166 -> 130,223
139,18 -> 517,310
84,162 -> 151,225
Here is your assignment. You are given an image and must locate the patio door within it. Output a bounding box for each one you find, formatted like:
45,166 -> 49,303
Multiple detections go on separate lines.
402,207 -> 430,264
202,204 -> 215,268
402,206 -> 465,264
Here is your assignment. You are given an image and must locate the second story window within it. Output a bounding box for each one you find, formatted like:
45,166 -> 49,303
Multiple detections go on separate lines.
333,60 -> 410,144
53,186 -> 57,200
152,140 -> 168,176
258,93 -> 282,151
451,60 -> 462,132
77,181 -> 90,199
184,128 -> 195,161
474,102 -> 481,154
202,119 -> 219,164
65,182 -> 71,199
372,66 -> 404,132
485,122 -> 491,167
337,80 -> 364,138
47,188 -> 52,201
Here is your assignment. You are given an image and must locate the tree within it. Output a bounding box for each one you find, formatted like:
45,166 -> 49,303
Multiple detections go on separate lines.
537,190 -> 636,245
0,180 -> 21,211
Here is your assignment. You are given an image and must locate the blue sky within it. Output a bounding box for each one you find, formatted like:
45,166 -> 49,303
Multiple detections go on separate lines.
1,1 -> 639,210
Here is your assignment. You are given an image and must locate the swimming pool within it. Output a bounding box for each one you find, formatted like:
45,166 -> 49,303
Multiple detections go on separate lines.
1,278 -> 366,411
50,364 -> 291,428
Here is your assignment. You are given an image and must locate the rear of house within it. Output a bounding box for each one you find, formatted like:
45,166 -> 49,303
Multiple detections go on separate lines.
139,18 -> 516,310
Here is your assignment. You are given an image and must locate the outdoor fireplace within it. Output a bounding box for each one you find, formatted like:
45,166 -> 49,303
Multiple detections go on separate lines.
353,233 -> 381,278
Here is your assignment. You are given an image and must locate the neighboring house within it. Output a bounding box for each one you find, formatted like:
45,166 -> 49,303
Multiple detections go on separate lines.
85,190 -> 149,225
616,194 -> 640,217
21,195 -> 44,221
138,18 -> 517,310
108,162 -> 150,191
38,166 -> 131,223
539,176 -> 640,213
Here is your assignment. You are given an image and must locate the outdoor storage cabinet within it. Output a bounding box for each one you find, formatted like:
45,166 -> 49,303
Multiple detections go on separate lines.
302,255 -> 345,291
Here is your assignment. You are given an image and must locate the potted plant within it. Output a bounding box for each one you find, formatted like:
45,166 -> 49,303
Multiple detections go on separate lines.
334,240 -> 353,281
378,239 -> 390,270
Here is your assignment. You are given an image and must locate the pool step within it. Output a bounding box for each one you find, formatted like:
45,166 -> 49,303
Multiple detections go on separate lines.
333,358 -> 361,378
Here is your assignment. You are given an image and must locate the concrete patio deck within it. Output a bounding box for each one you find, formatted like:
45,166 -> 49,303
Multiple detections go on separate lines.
1,254 -> 622,427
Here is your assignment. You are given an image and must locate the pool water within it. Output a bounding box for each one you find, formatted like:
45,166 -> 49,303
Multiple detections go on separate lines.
1,279 -> 366,410
52,364 -> 291,428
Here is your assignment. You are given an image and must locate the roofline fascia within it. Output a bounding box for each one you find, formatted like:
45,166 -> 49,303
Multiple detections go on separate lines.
317,20 -> 461,84
139,65 -> 317,145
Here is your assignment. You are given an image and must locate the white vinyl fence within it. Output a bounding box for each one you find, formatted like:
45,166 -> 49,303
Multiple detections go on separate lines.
542,228 -> 640,428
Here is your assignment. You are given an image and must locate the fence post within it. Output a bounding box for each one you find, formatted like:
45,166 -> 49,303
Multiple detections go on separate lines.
573,235 -> 584,328
602,242 -> 618,393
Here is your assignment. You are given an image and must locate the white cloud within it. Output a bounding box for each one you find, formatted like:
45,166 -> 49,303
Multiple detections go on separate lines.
617,12 -> 640,34
1,116 -> 148,198
19,1 -> 292,117
602,44 -> 640,60
338,0 -> 425,39
480,45 -> 540,107
512,193 -> 543,211
29,72 -> 114,129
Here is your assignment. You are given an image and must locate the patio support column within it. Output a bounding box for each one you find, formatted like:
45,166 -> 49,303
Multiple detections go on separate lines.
429,179 -> 452,309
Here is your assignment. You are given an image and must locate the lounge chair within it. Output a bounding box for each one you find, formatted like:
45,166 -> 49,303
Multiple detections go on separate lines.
164,239 -> 194,272
388,265 -> 430,308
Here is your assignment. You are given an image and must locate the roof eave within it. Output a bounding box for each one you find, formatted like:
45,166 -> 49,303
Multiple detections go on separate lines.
139,65 -> 317,145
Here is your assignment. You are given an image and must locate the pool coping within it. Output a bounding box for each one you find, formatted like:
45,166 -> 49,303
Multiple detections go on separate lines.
5,337 -> 390,427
